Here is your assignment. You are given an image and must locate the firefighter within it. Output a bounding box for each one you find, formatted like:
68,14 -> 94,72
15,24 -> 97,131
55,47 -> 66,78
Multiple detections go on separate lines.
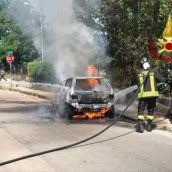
136,57 -> 165,133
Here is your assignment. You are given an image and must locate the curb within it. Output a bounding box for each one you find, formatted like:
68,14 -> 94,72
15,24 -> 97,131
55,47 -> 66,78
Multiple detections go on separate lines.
0,86 -> 55,100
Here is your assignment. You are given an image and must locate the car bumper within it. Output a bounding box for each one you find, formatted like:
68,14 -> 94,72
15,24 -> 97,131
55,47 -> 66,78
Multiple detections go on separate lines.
70,102 -> 114,112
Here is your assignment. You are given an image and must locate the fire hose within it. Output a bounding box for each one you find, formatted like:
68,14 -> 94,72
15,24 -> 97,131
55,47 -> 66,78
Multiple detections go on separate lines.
0,68 -> 168,166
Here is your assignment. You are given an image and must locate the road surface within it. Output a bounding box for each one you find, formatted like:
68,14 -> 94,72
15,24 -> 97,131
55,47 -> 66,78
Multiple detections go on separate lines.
0,89 -> 172,172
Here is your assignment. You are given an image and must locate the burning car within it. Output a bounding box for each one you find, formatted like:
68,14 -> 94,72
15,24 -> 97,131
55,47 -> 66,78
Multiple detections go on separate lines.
62,77 -> 115,120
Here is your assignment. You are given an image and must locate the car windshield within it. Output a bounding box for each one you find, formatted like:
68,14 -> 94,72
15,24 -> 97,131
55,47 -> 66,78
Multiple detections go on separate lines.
74,78 -> 111,92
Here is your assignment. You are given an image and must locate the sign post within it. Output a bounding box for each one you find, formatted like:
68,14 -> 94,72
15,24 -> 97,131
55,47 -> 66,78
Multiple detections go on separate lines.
6,55 -> 14,87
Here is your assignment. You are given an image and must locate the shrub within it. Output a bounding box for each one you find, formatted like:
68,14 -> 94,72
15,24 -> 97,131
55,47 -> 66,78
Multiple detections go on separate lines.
27,60 -> 56,83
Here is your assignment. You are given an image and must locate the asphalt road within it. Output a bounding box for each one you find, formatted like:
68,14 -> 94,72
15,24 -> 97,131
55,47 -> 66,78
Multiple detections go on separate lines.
0,89 -> 172,172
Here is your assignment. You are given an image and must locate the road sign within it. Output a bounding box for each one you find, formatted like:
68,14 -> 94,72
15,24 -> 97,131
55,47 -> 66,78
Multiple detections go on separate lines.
6,55 -> 14,63
6,50 -> 13,55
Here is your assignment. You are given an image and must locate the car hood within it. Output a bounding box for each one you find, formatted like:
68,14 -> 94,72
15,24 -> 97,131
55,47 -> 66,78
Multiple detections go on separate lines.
72,91 -> 111,104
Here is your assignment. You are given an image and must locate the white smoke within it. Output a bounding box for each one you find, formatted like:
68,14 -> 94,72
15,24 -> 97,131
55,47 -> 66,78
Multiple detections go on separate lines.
9,0 -> 108,82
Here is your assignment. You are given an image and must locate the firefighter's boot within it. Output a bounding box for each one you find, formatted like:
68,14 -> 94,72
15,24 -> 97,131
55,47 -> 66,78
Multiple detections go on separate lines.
135,120 -> 145,133
146,120 -> 156,132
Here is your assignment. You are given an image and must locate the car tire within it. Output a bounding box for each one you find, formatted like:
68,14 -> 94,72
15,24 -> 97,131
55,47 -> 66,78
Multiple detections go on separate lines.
106,105 -> 115,119
65,103 -> 74,120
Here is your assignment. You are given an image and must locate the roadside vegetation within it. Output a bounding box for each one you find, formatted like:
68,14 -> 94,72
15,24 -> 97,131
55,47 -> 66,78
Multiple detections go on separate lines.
27,60 -> 56,83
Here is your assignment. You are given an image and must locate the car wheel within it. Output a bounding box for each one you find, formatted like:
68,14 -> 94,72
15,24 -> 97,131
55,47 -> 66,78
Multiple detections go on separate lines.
65,103 -> 74,120
106,105 -> 115,119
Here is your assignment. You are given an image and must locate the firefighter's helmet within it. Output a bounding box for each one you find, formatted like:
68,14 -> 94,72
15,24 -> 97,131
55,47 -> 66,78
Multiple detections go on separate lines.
141,57 -> 148,64
141,57 -> 150,70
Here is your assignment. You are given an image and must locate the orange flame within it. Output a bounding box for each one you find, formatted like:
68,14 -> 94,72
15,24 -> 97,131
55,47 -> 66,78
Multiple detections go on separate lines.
87,78 -> 99,88
86,65 -> 99,88
87,65 -> 97,77
72,107 -> 110,120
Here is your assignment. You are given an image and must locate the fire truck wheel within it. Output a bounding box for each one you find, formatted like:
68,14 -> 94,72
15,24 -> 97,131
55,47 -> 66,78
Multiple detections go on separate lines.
106,106 -> 115,119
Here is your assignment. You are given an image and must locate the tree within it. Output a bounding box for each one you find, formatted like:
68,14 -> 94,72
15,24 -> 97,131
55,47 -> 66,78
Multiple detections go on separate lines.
0,0 -> 39,72
96,0 -> 161,87
74,0 -> 172,87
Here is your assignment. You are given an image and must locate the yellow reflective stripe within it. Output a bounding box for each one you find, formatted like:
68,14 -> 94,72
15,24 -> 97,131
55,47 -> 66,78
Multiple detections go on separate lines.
139,75 -> 144,95
142,71 -> 148,75
147,115 -> 154,120
138,115 -> 144,120
139,71 -> 149,97
142,71 -> 154,75
138,91 -> 159,98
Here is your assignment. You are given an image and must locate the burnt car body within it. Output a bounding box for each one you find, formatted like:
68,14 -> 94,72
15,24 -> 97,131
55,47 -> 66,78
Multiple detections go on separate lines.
62,77 -> 115,120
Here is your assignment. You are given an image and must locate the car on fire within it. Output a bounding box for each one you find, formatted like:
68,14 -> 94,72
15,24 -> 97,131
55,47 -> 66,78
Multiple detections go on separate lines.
61,77 -> 115,120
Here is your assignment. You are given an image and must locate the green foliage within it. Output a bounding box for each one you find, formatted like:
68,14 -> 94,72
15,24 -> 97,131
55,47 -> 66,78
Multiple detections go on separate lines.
0,0 -> 39,71
27,60 -> 56,83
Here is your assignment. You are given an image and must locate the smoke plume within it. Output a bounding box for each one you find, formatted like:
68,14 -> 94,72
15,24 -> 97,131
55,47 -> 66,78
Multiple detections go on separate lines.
9,0 -> 108,82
